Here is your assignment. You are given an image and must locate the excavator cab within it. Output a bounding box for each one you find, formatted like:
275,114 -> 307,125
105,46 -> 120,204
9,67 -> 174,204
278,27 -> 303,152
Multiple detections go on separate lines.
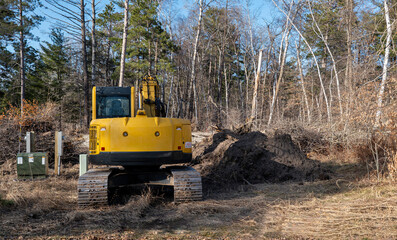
78,76 -> 202,207
96,87 -> 131,119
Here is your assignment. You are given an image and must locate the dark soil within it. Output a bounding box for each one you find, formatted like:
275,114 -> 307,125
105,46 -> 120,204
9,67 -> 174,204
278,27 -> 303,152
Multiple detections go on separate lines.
193,129 -> 330,188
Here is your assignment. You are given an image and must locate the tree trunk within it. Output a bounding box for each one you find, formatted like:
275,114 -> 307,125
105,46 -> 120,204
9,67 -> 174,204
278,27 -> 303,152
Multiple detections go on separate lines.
250,49 -> 263,121
217,48 -> 223,125
243,54 -> 251,119
345,0 -> 354,122
91,0 -> 96,86
119,0 -> 129,87
167,26 -> 174,117
190,0 -> 203,122
107,14 -> 114,86
268,21 -> 291,126
19,0 -> 25,115
375,0 -> 392,127
245,0 -> 256,73
81,0 -> 89,128
308,0 -> 342,117
272,0 -> 331,122
296,41 -> 311,123
189,0 -> 203,123
345,0 -> 353,89
224,63 -> 228,123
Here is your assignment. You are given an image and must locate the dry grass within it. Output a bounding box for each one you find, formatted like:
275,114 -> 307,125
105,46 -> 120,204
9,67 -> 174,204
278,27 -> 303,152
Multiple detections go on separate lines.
260,181 -> 397,239
0,161 -> 397,239
1,128 -> 397,239
0,161 -> 78,211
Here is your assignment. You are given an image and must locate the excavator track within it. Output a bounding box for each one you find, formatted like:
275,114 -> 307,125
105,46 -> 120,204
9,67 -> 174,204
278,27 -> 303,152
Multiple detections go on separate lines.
171,167 -> 202,203
77,168 -> 112,207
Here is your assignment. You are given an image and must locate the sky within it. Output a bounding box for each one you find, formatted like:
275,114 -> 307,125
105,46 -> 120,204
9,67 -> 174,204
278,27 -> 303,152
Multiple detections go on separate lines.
30,0 -> 276,50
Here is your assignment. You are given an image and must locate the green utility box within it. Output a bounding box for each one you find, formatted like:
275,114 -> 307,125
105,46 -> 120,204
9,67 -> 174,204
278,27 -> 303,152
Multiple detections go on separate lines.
16,152 -> 48,179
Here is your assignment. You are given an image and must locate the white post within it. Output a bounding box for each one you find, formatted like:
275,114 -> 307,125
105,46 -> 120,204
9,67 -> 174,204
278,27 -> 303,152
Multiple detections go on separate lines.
79,154 -> 88,176
54,131 -> 63,175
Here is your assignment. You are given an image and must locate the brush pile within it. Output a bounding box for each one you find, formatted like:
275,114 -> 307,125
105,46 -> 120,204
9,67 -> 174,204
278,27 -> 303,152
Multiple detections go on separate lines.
0,101 -> 84,168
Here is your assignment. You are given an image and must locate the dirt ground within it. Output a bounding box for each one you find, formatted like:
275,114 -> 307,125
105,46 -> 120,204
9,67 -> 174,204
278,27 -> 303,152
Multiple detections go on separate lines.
1,130 -> 396,239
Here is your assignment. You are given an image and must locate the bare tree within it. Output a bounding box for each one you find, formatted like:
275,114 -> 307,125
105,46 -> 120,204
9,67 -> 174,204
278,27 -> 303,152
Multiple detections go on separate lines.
375,0 -> 392,127
295,41 -> 311,123
250,49 -> 263,121
272,0 -> 331,122
158,0 -> 177,117
344,0 -> 353,90
189,0 -> 204,123
119,0 -> 129,87
268,0 -> 296,126
45,0 -> 91,127
307,0 -> 343,117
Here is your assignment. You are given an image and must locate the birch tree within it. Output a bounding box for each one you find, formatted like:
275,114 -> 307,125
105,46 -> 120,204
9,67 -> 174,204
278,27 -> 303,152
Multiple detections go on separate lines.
268,0 -> 297,126
296,41 -> 311,123
189,0 -> 204,123
272,0 -> 331,122
119,0 -> 129,87
374,0 -> 392,127
250,49 -> 263,122
307,0 -> 343,116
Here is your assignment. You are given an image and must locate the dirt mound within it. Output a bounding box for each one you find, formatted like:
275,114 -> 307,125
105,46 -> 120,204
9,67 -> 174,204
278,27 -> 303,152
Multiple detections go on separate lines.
193,130 -> 329,187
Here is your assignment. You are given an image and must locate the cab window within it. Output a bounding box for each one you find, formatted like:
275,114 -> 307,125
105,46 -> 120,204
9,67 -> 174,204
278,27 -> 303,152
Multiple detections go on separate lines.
97,96 -> 130,118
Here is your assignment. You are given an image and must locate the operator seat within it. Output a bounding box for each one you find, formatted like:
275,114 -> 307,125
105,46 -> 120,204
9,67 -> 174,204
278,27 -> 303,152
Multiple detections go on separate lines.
110,100 -> 124,117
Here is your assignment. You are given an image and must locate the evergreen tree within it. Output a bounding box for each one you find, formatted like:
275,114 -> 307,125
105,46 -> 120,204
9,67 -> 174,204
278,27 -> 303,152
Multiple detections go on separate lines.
96,1 -> 122,86
369,0 -> 397,60
120,0 -> 177,83
302,0 -> 347,70
0,0 -> 43,108
0,1 -> 18,105
0,1 -> 18,44
40,28 -> 70,101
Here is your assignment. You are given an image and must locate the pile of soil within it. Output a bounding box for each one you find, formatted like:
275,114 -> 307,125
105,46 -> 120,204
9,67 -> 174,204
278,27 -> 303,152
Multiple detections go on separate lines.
193,129 -> 329,187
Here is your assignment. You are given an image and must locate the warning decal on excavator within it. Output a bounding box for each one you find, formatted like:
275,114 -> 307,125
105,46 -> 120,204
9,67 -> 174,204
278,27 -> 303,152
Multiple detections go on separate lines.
185,142 -> 192,148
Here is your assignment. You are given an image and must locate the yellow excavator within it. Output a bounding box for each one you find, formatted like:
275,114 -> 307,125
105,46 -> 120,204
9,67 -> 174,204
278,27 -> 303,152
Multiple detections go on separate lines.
77,76 -> 202,206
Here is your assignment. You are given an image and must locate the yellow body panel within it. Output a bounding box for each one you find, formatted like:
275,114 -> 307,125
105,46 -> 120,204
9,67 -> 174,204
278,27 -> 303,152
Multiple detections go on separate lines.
89,116 -> 192,155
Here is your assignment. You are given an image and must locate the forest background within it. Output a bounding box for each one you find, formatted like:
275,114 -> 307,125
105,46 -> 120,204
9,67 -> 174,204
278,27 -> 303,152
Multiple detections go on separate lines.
0,0 -> 396,178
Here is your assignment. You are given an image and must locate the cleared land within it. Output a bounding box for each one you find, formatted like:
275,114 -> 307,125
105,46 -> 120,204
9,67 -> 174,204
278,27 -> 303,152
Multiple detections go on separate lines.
0,130 -> 396,239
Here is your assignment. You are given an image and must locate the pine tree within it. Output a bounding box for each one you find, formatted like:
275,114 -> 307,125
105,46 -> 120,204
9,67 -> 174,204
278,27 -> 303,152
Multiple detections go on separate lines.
0,0 -> 43,109
121,0 -> 177,83
40,28 -> 69,101
302,0 -> 347,71
96,2 -> 122,86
